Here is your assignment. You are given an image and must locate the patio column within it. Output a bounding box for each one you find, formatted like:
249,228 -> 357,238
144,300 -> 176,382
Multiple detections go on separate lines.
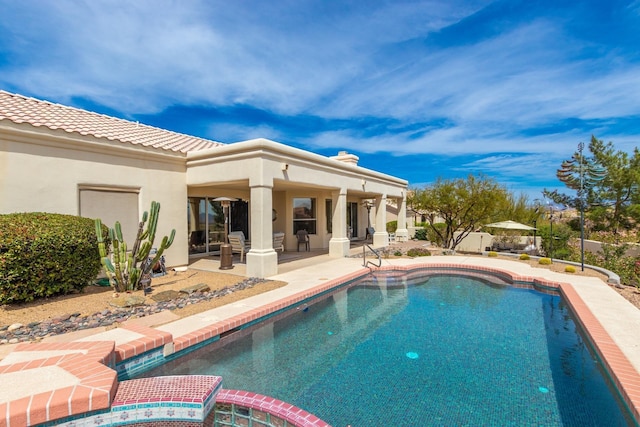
372,194 -> 389,247
329,188 -> 350,257
395,192 -> 409,242
246,181 -> 278,278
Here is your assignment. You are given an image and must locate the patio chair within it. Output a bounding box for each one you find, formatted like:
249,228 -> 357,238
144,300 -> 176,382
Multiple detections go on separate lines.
296,229 -> 310,252
273,232 -> 285,253
228,231 -> 251,262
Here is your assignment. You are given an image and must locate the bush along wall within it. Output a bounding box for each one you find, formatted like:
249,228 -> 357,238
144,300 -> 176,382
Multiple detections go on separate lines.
0,213 -> 108,304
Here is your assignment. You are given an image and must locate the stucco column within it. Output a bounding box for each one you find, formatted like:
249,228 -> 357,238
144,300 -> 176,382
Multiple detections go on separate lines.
329,188 -> 350,257
373,194 -> 389,247
246,182 -> 278,278
395,192 -> 409,242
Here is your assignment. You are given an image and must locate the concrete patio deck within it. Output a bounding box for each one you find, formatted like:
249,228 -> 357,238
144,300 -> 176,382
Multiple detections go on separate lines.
2,246 -> 640,425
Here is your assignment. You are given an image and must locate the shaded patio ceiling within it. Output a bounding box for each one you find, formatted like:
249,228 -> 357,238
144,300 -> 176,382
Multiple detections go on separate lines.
188,178 -> 379,198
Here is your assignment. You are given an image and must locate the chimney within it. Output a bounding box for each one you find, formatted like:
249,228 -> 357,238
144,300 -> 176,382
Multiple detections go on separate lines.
330,150 -> 359,166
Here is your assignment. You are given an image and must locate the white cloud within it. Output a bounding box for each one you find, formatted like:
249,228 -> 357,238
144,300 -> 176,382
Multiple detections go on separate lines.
206,122 -> 284,144
0,0 -> 637,193
0,0 -> 494,113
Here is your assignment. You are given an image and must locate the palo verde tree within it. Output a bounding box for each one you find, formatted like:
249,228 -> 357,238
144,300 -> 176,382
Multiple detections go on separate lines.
409,174 -> 510,250
501,191 -> 537,225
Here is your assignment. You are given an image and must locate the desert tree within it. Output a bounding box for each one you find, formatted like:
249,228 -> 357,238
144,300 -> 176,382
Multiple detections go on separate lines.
410,174 -> 510,250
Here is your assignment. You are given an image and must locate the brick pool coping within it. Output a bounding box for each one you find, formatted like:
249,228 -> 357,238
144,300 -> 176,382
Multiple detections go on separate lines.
1,259 -> 639,425
216,389 -> 331,427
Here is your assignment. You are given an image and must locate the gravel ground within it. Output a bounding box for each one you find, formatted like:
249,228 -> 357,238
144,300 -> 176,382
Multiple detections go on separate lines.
0,270 -> 287,343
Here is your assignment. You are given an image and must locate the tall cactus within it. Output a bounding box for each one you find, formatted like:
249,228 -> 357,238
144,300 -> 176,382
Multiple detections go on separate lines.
95,201 -> 175,293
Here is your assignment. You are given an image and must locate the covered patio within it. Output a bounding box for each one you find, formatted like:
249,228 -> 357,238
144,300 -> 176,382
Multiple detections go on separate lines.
188,237 -> 377,277
187,138 -> 409,278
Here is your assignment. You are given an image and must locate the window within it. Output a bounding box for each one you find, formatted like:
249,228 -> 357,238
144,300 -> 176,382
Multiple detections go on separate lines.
293,197 -> 316,234
79,187 -> 139,244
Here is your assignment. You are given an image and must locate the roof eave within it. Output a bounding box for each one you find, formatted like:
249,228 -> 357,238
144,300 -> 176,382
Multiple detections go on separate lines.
187,137 -> 408,186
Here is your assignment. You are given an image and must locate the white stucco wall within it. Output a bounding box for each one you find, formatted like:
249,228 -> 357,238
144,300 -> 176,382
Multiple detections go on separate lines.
0,124 -> 190,266
1,129 -> 409,278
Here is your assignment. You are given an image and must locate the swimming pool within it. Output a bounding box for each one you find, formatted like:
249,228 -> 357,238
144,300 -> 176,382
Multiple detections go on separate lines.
140,272 -> 634,426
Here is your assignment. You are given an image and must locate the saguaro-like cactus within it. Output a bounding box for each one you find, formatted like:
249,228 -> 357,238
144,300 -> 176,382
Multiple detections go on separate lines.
95,201 -> 175,292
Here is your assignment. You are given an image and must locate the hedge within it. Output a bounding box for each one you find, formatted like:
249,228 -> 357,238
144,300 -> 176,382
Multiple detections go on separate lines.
0,213 -> 108,304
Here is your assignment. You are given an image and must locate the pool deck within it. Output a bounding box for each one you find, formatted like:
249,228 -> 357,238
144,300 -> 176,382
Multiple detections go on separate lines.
2,250 -> 640,425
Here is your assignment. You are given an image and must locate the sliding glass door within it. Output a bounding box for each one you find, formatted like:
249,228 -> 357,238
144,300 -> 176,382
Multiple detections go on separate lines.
187,197 -> 224,256
347,202 -> 358,238
187,197 -> 250,256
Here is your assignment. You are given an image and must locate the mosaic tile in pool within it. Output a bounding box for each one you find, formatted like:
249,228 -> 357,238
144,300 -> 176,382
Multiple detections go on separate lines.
139,273 -> 635,426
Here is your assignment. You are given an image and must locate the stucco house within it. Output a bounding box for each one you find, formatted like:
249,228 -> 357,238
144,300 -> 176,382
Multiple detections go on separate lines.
0,90 -> 408,277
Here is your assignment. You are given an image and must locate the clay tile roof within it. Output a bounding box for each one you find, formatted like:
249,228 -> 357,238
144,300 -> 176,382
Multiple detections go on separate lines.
0,90 -> 224,153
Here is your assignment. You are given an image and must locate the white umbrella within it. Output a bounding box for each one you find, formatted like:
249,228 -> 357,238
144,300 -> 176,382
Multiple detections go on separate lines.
484,220 -> 537,231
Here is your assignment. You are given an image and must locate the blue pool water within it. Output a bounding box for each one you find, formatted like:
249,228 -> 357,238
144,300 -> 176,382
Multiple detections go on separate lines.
141,273 -> 634,426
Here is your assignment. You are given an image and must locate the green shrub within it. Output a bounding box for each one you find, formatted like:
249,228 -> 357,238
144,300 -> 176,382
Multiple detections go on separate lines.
407,247 -> 431,257
488,251 -> 498,257
584,244 -> 639,286
386,220 -> 397,233
519,253 -> 530,260
393,250 -> 403,257
564,265 -> 576,273
0,213 -> 108,304
426,223 -> 447,247
379,248 -> 390,259
539,257 -> 552,265
537,223 -> 573,260
414,228 -> 428,241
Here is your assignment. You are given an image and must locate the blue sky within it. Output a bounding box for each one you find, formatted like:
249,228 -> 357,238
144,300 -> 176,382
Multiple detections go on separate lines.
1,0 -> 639,200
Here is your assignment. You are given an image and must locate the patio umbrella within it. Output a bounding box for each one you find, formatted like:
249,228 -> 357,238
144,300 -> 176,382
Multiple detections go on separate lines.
484,220 -> 537,230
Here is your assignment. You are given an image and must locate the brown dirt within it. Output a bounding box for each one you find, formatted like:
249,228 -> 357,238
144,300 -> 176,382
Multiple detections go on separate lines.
0,269 -> 287,328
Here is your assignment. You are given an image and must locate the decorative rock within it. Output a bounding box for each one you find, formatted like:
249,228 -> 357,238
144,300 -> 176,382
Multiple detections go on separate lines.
180,283 -> 211,294
53,314 -> 72,322
109,295 -> 147,308
0,277 -> 270,344
151,290 -> 181,302
8,323 -> 23,332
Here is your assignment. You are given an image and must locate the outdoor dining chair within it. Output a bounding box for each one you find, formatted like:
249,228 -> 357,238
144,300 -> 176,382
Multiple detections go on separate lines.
296,229 -> 310,252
